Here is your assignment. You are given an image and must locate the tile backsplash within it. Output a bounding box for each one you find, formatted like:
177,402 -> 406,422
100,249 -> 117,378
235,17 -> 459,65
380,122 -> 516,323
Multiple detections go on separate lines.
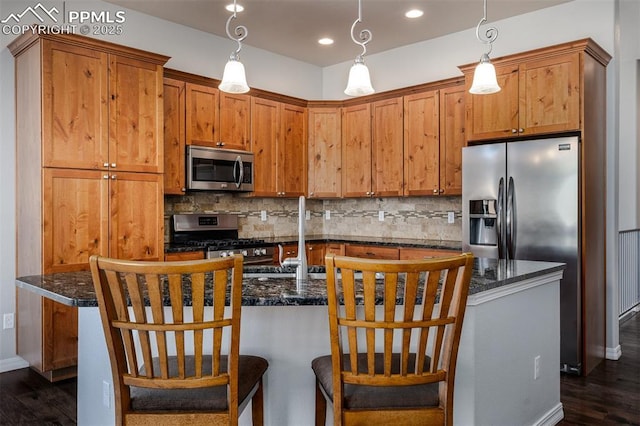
165,193 -> 462,242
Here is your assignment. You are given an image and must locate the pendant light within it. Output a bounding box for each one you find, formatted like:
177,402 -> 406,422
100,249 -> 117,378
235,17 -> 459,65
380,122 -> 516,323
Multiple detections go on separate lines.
219,0 -> 249,94
469,0 -> 501,94
344,0 -> 374,97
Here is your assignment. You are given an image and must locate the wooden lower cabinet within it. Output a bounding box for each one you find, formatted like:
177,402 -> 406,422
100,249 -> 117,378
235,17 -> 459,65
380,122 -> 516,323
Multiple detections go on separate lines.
306,242 -> 326,266
399,247 -> 461,259
344,244 -> 400,260
165,251 -> 205,261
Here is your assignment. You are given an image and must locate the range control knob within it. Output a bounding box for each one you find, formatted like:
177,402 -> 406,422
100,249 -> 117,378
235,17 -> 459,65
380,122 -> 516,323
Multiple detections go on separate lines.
241,250 -> 248,256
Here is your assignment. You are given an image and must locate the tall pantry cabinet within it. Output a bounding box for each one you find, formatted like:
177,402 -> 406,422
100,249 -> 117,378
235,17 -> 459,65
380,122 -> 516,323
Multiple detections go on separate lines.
10,34 -> 168,381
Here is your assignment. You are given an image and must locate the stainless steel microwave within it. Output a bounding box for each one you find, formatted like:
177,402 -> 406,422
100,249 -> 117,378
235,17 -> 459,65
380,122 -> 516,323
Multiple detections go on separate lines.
186,146 -> 254,192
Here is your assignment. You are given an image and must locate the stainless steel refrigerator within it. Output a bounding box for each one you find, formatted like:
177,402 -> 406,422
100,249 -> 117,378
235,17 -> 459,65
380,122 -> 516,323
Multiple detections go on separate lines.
462,135 -> 581,374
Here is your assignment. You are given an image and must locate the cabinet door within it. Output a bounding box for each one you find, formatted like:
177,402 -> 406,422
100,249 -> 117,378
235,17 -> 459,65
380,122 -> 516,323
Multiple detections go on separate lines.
163,78 -> 186,195
439,85 -> 466,195
308,107 -> 342,198
465,63 -> 519,141
165,251 -> 205,261
325,243 -> 345,256
43,168 -> 109,273
251,97 -> 280,196
342,103 -> 372,197
42,298 -> 77,371
279,103 -> 307,197
42,41 -> 108,170
109,55 -> 164,173
403,90 -> 440,196
518,53 -> 580,135
219,92 -> 251,151
110,172 -> 164,261
371,97 -> 404,197
306,242 -> 325,266
185,83 -> 220,147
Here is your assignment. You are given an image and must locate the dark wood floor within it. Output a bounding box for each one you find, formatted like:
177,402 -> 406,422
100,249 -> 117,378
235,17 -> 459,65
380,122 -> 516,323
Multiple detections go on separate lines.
0,313 -> 638,425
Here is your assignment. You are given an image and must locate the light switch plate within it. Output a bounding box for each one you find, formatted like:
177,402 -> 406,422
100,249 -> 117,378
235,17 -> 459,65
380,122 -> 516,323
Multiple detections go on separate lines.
261,210 -> 267,221
305,210 -> 311,220
378,211 -> 384,221
325,210 -> 331,220
447,211 -> 455,224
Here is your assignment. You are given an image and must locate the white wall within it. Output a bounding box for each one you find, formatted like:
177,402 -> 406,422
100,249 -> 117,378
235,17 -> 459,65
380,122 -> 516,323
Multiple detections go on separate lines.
1,0 -> 637,368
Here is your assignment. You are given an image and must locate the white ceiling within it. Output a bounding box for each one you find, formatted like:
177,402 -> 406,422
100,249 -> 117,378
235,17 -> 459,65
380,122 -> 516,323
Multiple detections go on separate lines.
105,0 -> 570,67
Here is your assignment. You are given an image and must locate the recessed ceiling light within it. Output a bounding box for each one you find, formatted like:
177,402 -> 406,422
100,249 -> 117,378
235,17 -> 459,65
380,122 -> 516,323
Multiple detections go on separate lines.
225,3 -> 244,13
405,9 -> 424,19
318,38 -> 334,45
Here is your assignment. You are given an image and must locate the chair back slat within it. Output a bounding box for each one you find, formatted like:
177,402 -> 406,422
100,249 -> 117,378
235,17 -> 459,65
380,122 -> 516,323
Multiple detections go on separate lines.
325,253 -> 473,396
145,273 -> 169,379
167,273 -> 185,378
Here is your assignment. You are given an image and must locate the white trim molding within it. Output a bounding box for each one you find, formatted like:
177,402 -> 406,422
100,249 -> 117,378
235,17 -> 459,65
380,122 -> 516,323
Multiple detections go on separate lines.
533,402 -> 565,426
0,355 -> 28,373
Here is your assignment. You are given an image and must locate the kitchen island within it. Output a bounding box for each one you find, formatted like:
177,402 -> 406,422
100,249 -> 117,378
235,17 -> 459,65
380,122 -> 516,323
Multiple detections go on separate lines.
16,258 -> 565,426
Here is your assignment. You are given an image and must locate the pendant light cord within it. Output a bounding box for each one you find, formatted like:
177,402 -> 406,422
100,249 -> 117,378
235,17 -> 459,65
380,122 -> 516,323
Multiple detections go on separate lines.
225,0 -> 248,58
475,0 -> 498,55
350,0 -> 372,59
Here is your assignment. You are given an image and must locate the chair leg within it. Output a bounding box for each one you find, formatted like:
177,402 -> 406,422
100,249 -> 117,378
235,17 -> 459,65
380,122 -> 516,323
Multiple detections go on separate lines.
315,379 -> 327,426
251,378 -> 264,426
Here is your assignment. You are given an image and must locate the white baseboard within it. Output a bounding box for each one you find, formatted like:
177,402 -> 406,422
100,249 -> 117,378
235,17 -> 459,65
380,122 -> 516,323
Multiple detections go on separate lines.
0,355 -> 29,373
533,403 -> 564,426
606,345 -> 622,360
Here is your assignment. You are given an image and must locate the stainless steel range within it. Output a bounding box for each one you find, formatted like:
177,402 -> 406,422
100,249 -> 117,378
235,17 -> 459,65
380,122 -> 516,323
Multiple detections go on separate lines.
170,214 -> 274,264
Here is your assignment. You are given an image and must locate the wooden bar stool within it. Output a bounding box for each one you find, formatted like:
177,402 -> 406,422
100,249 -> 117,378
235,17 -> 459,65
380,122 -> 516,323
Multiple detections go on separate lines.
312,253 -> 474,426
90,254 -> 267,426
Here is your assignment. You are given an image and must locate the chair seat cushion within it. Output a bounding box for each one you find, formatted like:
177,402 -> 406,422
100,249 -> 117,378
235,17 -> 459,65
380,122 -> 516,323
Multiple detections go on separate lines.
312,353 -> 439,410
130,355 -> 268,412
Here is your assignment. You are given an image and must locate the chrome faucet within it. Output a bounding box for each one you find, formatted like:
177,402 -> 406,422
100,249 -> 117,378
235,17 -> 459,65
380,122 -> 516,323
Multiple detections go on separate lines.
279,195 -> 308,281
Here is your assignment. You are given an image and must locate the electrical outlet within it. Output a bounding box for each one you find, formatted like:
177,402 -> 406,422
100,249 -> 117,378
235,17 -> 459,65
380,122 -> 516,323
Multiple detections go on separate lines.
378,210 -> 385,221
447,211 -> 455,224
102,380 -> 110,407
534,355 -> 541,380
305,210 -> 311,220
325,210 -> 331,220
260,210 -> 267,221
3,313 -> 14,330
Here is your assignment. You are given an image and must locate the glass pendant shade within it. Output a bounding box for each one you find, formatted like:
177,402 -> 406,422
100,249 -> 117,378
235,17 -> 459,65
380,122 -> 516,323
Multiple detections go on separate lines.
469,53 -> 500,94
344,58 -> 374,96
219,57 -> 249,93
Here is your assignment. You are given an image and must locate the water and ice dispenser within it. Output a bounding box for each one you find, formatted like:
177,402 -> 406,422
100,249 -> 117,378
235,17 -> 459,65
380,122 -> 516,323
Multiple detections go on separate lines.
468,199 -> 498,247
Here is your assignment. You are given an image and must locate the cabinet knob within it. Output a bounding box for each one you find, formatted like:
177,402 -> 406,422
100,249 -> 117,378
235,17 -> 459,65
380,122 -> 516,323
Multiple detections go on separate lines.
103,174 -> 109,179
103,162 -> 109,168
511,129 -> 518,133
433,189 -> 439,194
111,175 -> 117,179
439,189 -> 445,194
518,128 -> 524,133
309,192 -> 314,196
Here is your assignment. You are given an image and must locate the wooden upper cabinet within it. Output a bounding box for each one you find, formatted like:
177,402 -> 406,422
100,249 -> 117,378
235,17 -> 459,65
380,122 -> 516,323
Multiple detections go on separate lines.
463,51 -> 581,141
251,97 -> 280,196
163,77 -> 186,195
251,97 -> 307,197
371,97 -> 404,197
341,103 -> 372,197
41,40 -> 164,173
279,103 -> 308,197
439,85 -> 466,195
404,90 -> 440,196
42,41 -> 109,170
518,53 -> 580,135
109,55 -> 164,173
308,107 -> 342,198
218,92 -> 251,151
186,83 -> 219,147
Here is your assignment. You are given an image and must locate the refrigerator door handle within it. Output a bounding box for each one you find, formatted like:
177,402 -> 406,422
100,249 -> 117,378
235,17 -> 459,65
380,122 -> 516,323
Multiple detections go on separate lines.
497,177 -> 505,259
506,176 -> 516,258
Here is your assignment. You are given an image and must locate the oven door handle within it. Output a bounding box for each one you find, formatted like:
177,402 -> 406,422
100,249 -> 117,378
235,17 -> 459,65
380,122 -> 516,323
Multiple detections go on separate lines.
233,155 -> 244,189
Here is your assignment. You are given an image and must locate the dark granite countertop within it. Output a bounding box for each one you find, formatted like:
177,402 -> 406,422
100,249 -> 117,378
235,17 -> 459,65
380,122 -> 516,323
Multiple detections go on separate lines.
165,235 -> 462,254
15,258 -> 563,308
